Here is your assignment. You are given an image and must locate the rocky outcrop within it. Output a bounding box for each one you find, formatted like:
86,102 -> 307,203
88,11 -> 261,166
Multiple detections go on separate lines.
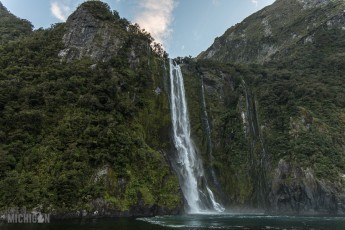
269,159 -> 345,214
198,0 -> 345,64
59,3 -> 125,62
297,0 -> 333,9
327,9 -> 345,30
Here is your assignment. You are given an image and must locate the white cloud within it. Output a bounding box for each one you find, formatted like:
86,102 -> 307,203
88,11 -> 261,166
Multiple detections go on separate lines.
133,0 -> 176,47
251,0 -> 258,6
50,2 -> 71,21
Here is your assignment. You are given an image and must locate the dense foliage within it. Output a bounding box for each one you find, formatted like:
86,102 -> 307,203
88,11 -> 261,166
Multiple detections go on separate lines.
0,2 -> 181,213
259,25 -> 345,178
1,0 -> 345,215
0,2 -> 32,45
181,26 -> 345,206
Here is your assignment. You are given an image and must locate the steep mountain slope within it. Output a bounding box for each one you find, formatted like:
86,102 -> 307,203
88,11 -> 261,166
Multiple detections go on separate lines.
0,1 -> 182,216
182,58 -> 345,214
1,0 -> 345,216
198,0 -> 345,64
183,0 -> 345,214
0,2 -> 32,44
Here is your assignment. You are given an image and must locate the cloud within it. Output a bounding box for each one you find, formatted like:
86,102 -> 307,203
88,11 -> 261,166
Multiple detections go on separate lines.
50,2 -> 71,21
251,0 -> 258,6
133,0 -> 176,47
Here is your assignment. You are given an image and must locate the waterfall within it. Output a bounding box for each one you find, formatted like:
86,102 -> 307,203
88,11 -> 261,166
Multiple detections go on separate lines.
200,76 -> 221,190
169,59 -> 224,213
241,79 -> 269,208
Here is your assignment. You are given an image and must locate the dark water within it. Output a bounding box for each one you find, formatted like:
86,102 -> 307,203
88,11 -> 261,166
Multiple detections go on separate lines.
1,214 -> 345,230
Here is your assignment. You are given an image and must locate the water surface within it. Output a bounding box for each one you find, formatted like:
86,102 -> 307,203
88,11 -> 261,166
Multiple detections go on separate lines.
1,214 -> 345,230
139,214 -> 345,229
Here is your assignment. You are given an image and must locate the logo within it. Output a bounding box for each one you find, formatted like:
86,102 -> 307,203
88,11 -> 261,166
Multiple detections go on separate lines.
2,208 -> 50,224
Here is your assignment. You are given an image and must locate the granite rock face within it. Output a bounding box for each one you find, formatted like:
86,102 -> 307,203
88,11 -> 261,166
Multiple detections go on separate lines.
327,9 -> 345,30
198,0 -> 345,64
59,4 -> 124,62
297,0 -> 333,9
269,159 -> 345,214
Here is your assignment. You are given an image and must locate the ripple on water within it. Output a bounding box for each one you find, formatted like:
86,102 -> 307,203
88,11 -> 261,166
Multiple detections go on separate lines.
138,214 -> 345,230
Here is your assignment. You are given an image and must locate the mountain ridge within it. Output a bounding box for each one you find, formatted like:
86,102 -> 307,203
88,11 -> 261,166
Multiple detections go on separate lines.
0,1 -> 33,44
1,0 -> 345,217
185,0 -> 345,214
59,1 -> 126,62
198,0 -> 345,64
0,0 -> 182,217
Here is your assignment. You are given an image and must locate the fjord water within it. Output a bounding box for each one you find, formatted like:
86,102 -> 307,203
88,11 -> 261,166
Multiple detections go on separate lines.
138,214 -> 345,229
2,215 -> 345,230
169,60 -> 223,213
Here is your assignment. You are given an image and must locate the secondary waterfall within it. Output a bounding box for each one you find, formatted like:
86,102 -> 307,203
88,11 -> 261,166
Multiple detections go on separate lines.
169,59 -> 224,213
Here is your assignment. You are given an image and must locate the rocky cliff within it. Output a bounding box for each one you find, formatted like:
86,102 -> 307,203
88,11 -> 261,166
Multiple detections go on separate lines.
0,1 -> 182,217
198,0 -> 345,64
1,0 -> 345,217
59,2 -> 125,62
181,55 -> 345,214
182,0 -> 345,214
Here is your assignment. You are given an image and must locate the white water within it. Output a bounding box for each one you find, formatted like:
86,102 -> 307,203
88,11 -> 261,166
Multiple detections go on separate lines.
169,60 -> 224,213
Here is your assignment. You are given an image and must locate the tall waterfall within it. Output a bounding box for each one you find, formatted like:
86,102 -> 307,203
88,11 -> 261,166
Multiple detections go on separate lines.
169,59 -> 224,213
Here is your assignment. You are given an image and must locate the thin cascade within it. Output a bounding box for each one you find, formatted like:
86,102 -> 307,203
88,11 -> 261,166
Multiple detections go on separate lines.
200,76 -> 221,189
169,59 -> 224,213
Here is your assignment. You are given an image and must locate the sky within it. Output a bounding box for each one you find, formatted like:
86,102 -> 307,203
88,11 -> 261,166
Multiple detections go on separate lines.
1,0 -> 275,58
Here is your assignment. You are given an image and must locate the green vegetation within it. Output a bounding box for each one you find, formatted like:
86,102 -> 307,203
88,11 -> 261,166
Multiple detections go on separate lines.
181,37 -> 345,205
0,2 -> 32,45
1,0 -> 345,215
182,0 -> 345,211
182,60 -> 261,206
0,1 -> 181,214
259,25 -> 345,178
